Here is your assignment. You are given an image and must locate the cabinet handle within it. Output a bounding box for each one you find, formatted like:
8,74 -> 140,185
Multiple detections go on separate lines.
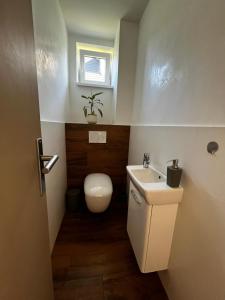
131,189 -> 142,205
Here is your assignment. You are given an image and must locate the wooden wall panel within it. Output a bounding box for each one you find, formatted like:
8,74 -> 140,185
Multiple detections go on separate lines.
66,124 -> 130,194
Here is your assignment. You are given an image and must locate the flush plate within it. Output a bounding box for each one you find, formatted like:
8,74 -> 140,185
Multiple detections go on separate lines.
89,131 -> 107,143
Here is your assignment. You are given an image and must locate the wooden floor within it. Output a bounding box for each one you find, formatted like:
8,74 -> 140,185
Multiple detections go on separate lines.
52,197 -> 169,300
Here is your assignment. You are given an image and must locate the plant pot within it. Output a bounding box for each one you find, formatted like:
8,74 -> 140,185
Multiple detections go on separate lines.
86,114 -> 97,124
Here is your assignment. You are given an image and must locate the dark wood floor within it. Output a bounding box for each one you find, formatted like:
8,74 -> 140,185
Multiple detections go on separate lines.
52,197 -> 168,300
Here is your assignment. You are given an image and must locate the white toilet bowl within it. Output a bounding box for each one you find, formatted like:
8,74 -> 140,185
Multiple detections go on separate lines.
84,173 -> 113,213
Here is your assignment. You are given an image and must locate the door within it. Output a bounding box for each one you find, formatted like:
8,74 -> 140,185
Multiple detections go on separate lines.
0,1 -> 54,300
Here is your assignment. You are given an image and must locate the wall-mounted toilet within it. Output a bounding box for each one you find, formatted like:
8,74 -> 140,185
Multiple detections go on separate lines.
84,173 -> 113,213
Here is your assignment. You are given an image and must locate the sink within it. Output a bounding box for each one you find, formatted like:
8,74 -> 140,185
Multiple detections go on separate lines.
130,168 -> 165,183
126,165 -> 183,205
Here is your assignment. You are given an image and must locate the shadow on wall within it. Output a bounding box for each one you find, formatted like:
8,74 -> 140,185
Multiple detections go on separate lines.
160,173 -> 225,300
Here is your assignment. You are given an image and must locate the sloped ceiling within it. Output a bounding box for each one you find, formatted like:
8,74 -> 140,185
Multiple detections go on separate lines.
59,0 -> 149,39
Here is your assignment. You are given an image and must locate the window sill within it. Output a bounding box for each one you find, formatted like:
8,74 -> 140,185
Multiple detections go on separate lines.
76,82 -> 113,89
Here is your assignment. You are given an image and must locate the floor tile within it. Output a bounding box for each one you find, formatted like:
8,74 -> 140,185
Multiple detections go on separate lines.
52,201 -> 168,300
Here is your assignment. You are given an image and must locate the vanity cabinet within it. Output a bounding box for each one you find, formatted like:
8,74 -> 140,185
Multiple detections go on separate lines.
127,180 -> 179,273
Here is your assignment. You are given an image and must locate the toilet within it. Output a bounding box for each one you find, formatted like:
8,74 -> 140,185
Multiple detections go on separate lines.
84,173 -> 113,213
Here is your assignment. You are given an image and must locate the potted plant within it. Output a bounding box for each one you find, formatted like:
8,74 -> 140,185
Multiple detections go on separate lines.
82,92 -> 104,124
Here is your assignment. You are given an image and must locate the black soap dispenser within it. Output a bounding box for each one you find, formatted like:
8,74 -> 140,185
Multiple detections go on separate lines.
167,159 -> 182,188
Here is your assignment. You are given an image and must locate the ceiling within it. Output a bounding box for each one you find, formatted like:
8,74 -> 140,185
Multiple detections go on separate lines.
59,0 -> 149,40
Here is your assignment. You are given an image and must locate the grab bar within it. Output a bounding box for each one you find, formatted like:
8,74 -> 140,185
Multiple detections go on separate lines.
41,155 -> 59,174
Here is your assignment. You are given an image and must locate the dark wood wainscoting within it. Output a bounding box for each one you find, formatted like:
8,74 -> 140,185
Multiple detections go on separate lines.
65,124 -> 130,194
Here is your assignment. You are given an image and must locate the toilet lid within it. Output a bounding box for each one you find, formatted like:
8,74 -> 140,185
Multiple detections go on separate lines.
84,173 -> 113,196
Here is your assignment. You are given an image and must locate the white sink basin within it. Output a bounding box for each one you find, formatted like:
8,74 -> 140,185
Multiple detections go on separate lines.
127,165 -> 183,205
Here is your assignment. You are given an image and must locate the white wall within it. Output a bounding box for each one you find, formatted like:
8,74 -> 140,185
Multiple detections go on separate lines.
112,24 -> 120,123
114,20 -> 138,125
129,126 -> 225,300
132,0 -> 225,126
129,0 -> 225,299
67,22 -> 138,125
32,0 -> 69,122
32,0 -> 68,251
67,33 -> 114,124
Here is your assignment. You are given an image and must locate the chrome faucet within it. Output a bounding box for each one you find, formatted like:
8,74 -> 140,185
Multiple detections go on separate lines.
143,153 -> 150,168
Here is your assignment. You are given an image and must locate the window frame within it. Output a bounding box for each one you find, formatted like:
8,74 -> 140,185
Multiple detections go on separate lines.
77,48 -> 112,88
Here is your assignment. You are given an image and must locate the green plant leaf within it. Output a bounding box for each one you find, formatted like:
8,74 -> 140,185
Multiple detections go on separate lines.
92,92 -> 103,99
83,106 -> 87,117
98,108 -> 103,118
81,95 -> 88,99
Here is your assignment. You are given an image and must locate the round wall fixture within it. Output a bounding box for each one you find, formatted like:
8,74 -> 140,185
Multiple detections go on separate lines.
207,141 -> 219,155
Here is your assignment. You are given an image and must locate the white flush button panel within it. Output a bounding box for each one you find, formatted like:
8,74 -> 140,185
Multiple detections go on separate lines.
89,131 -> 107,143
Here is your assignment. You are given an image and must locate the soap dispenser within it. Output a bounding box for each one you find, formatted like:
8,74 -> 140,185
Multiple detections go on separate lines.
167,159 -> 182,188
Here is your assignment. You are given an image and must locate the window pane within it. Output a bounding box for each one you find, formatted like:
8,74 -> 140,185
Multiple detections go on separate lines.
84,55 -> 106,83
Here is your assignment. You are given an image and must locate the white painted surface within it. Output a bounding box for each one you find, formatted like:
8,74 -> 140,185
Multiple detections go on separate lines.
129,0 -> 225,297
67,24 -> 138,125
32,0 -> 69,123
129,126 -> 225,299
41,122 -> 67,252
132,0 -> 225,126
89,131 -> 107,143
60,0 -> 148,39
112,24 -> 120,123
68,33 -> 114,124
30,1 -> 225,296
114,20 -> 138,125
32,0 -> 68,251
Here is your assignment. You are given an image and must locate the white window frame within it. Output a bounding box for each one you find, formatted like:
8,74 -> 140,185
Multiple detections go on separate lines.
78,49 -> 112,88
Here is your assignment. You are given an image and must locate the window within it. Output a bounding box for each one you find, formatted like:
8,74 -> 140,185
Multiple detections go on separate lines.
76,43 -> 113,88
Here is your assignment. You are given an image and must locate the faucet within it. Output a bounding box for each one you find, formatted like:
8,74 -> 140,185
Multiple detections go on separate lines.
143,153 -> 150,168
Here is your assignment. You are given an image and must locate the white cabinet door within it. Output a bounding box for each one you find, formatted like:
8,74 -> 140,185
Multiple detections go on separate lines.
127,181 -> 152,272
145,204 -> 178,272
